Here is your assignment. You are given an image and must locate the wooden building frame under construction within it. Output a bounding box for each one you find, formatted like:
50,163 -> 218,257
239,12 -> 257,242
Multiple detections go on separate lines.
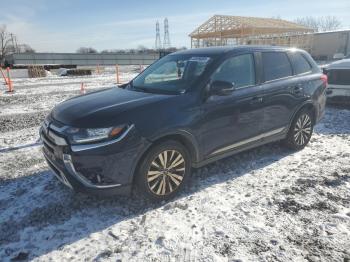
190,15 -> 314,51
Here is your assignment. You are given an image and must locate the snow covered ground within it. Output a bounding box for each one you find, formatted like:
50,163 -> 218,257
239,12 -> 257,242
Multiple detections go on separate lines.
0,68 -> 349,261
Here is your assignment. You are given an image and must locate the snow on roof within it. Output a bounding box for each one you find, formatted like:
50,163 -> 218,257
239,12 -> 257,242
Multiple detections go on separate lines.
313,28 -> 350,35
326,59 -> 350,69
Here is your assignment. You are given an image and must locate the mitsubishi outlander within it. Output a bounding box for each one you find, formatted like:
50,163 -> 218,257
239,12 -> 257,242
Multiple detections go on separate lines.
40,46 -> 327,201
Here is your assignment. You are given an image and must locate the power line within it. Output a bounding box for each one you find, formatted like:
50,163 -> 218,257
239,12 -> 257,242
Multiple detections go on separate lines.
155,21 -> 162,50
163,18 -> 171,49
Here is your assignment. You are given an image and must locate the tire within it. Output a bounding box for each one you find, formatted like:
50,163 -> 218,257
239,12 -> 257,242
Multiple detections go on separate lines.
135,140 -> 191,201
284,108 -> 314,150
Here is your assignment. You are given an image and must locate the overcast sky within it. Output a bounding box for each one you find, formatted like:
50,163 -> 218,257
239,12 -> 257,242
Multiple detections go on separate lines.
1,0 -> 349,52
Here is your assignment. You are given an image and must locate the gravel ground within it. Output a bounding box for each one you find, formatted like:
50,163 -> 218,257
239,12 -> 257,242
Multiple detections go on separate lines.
0,70 -> 349,261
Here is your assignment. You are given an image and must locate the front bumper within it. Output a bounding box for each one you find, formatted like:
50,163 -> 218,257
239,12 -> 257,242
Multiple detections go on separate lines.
40,121 -> 150,196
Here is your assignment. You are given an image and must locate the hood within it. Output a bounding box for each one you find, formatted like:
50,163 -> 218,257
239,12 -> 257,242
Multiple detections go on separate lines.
51,87 -> 171,127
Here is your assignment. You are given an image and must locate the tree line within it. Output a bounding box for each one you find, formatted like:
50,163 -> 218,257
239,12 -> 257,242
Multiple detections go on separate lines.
76,46 -> 187,54
293,16 -> 342,32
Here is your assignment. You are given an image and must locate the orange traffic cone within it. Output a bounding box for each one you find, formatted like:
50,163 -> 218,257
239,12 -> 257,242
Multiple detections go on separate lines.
0,68 -> 8,85
80,83 -> 86,94
116,64 -> 120,84
6,67 -> 13,93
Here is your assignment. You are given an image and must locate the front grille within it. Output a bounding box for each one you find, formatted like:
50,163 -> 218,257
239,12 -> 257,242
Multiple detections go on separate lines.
41,128 -> 55,146
42,133 -> 56,154
41,127 -> 65,167
327,69 -> 350,85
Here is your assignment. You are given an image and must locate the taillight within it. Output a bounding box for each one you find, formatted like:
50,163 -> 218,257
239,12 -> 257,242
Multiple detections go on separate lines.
321,74 -> 328,87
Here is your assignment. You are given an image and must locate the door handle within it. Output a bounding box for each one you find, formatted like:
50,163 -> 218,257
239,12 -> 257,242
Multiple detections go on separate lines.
250,97 -> 263,104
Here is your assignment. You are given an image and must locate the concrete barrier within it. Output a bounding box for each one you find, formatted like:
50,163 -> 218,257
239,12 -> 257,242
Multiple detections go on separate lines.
5,69 -> 29,78
5,53 -> 160,66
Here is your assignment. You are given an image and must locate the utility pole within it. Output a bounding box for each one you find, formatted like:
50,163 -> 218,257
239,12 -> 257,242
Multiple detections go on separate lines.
155,21 -> 162,50
9,33 -> 18,53
163,18 -> 171,49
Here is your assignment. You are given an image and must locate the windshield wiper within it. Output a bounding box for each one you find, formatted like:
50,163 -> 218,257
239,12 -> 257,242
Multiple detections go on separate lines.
134,85 -> 180,95
126,81 -> 148,93
133,85 -> 152,93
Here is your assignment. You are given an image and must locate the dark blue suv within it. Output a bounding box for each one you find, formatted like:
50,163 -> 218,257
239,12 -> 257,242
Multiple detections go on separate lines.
40,46 -> 327,201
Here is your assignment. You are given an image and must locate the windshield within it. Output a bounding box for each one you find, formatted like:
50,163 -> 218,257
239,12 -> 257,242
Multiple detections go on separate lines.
131,54 -> 213,94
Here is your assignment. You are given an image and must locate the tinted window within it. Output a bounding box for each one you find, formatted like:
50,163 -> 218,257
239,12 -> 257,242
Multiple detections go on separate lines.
291,52 -> 312,75
262,52 -> 292,81
211,54 -> 255,88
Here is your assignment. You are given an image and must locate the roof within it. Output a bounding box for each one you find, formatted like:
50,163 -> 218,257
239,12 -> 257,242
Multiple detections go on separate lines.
172,46 -> 235,56
326,59 -> 350,69
190,15 -> 313,39
172,45 -> 302,56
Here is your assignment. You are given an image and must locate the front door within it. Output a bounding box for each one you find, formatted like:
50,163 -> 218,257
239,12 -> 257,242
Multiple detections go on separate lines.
199,53 -> 265,158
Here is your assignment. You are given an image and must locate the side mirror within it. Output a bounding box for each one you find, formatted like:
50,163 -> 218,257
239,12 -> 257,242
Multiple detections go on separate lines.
210,80 -> 235,96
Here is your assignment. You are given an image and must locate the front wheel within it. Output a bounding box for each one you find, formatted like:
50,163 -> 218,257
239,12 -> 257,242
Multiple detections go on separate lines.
135,140 -> 191,201
284,109 -> 314,150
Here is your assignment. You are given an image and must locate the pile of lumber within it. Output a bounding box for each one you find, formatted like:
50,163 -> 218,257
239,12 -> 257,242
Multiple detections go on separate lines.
28,66 -> 47,78
66,69 -> 92,76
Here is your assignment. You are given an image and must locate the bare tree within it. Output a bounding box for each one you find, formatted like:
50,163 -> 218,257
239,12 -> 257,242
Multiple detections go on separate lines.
294,17 -> 319,31
137,45 -> 148,54
76,47 -> 98,54
20,44 -> 35,53
101,49 -> 128,54
0,25 -> 12,65
294,16 -> 342,32
101,47 -> 187,55
318,16 -> 342,32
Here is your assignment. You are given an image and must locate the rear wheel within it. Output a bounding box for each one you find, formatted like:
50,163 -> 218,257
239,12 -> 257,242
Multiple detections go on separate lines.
135,140 -> 191,201
284,109 -> 314,150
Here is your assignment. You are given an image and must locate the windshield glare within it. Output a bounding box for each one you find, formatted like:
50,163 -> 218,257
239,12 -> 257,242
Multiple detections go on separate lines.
132,54 -> 212,94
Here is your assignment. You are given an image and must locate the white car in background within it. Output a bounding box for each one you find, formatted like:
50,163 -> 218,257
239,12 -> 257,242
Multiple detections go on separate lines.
324,59 -> 350,103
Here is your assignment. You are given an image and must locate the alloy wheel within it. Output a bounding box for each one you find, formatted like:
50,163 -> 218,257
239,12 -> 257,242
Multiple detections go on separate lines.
294,114 -> 312,146
147,150 -> 185,196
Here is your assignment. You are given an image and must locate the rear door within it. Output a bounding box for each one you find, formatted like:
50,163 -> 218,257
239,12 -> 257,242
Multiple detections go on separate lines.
259,51 -> 305,134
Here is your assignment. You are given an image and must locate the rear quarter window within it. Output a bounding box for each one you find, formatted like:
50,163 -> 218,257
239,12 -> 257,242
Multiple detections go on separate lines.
290,52 -> 312,75
262,52 -> 293,82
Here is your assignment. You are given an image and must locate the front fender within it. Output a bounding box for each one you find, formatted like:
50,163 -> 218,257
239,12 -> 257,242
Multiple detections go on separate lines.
148,129 -> 201,164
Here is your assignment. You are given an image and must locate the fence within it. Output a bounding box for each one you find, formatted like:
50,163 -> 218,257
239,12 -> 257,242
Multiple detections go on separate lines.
5,53 -> 161,66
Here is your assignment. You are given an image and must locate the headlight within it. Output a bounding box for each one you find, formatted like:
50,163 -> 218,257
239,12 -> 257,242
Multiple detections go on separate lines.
65,125 -> 127,144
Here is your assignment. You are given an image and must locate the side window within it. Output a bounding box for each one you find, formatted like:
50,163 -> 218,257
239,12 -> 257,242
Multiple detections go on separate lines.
211,54 -> 255,88
262,52 -> 292,81
290,52 -> 312,75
